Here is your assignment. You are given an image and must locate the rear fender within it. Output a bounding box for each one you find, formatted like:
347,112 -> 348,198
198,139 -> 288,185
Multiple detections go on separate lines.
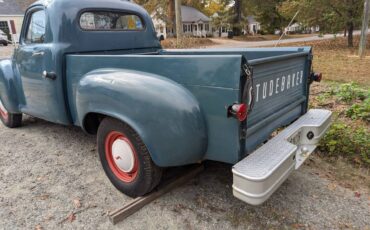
0,59 -> 20,113
76,68 -> 208,167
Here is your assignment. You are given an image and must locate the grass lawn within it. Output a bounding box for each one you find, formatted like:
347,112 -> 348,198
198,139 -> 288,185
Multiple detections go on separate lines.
278,35 -> 370,87
161,37 -> 215,49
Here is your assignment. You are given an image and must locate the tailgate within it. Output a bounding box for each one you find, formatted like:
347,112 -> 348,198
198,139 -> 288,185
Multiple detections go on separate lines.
244,51 -> 312,155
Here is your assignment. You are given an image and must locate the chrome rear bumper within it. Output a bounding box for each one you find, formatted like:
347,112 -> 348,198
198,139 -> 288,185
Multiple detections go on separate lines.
232,109 -> 332,205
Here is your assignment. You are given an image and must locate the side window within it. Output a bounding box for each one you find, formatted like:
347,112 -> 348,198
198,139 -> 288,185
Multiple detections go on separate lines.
80,11 -> 144,31
25,10 -> 46,44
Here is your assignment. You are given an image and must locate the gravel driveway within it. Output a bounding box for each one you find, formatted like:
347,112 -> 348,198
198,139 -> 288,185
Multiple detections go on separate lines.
0,116 -> 369,229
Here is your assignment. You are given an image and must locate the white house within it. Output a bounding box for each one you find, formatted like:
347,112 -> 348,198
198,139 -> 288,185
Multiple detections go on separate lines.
0,0 -> 24,43
152,13 -> 167,40
211,14 -> 261,38
152,5 -> 212,39
285,22 -> 320,34
246,16 -> 261,35
285,22 -> 301,33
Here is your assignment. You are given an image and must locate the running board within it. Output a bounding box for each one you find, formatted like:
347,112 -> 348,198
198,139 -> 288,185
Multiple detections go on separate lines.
232,109 -> 332,205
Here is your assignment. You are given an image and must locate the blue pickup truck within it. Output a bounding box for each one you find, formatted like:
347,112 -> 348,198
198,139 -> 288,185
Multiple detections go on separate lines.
0,0 -> 331,205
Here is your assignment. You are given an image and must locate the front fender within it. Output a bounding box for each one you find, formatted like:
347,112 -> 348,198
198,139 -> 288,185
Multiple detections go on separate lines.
76,68 -> 208,167
0,59 -> 20,113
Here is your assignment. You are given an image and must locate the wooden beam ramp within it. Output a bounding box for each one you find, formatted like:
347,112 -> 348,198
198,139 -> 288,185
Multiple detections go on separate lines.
109,164 -> 205,225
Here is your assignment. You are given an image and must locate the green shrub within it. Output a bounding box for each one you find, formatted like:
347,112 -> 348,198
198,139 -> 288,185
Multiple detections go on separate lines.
346,98 -> 370,122
319,120 -> 370,166
334,82 -> 367,103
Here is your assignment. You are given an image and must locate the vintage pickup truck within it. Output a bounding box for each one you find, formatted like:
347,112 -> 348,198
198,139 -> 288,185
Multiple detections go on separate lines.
0,0 -> 331,205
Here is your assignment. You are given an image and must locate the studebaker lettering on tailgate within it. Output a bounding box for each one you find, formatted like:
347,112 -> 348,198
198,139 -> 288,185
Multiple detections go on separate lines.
0,0 -> 331,205
249,70 -> 304,104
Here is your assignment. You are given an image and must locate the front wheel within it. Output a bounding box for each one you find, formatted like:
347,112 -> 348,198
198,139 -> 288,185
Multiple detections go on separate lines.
0,98 -> 22,128
97,117 -> 162,197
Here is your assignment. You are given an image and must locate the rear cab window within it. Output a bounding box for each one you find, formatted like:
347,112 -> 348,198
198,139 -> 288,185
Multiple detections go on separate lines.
79,11 -> 144,31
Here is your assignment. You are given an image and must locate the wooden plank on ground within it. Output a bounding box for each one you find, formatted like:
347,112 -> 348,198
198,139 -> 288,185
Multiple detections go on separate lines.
109,164 -> 204,225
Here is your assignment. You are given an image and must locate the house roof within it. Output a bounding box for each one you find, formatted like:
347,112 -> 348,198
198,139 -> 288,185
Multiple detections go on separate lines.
181,5 -> 210,23
0,0 -> 24,15
247,16 -> 259,24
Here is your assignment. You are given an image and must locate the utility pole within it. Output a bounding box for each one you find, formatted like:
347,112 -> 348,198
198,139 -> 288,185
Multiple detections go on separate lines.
359,0 -> 370,58
175,0 -> 182,41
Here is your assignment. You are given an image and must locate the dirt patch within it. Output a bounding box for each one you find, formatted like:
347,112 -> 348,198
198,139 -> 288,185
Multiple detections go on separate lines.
306,155 -> 370,192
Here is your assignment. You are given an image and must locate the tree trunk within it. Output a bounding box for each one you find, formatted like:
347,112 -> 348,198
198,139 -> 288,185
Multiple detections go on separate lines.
175,0 -> 182,39
233,0 -> 242,36
347,21 -> 354,47
346,6 -> 354,47
344,28 -> 347,37
167,0 -> 175,37
359,0 -> 370,58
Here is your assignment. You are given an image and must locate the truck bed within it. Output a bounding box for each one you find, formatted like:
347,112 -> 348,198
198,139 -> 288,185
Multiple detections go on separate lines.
66,47 -> 312,165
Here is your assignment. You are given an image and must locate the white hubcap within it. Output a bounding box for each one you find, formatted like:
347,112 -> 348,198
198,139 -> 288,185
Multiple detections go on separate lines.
111,139 -> 135,173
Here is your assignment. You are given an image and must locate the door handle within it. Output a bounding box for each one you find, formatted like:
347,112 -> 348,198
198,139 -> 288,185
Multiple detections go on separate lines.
42,71 -> 57,80
32,51 -> 44,57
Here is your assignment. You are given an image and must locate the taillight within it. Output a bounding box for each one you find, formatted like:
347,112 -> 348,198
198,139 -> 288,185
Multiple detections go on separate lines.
312,72 -> 322,82
228,103 -> 248,122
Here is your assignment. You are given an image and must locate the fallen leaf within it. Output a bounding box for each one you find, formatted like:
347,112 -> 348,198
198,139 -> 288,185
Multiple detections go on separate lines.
291,223 -> 305,229
354,192 -> 361,198
37,194 -> 50,200
67,213 -> 76,223
73,199 -> 81,209
327,183 -> 337,191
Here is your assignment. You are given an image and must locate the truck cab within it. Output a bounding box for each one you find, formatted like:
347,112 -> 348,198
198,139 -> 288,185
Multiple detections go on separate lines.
0,0 -> 331,205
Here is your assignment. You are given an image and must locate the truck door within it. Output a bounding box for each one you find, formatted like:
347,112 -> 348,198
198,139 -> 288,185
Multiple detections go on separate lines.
14,7 -> 69,124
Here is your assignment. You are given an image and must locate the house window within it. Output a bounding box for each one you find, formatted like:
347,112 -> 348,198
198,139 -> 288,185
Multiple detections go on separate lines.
221,27 -> 226,33
200,24 -> 203,31
188,25 -> 191,32
0,21 -> 10,40
205,24 -> 209,31
194,25 -> 197,31
183,24 -> 187,33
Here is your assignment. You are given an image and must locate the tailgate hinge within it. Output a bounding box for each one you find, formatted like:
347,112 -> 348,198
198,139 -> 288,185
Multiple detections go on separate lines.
241,62 -> 255,115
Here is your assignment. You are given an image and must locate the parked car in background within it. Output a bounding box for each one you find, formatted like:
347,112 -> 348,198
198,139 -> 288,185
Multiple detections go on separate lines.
0,30 -> 8,46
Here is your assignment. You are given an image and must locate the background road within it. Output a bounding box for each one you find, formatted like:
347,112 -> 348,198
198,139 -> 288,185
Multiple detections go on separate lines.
209,30 -> 370,48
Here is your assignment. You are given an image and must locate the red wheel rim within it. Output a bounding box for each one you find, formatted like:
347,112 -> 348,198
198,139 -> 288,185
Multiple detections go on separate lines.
0,99 -> 8,121
105,131 -> 139,183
